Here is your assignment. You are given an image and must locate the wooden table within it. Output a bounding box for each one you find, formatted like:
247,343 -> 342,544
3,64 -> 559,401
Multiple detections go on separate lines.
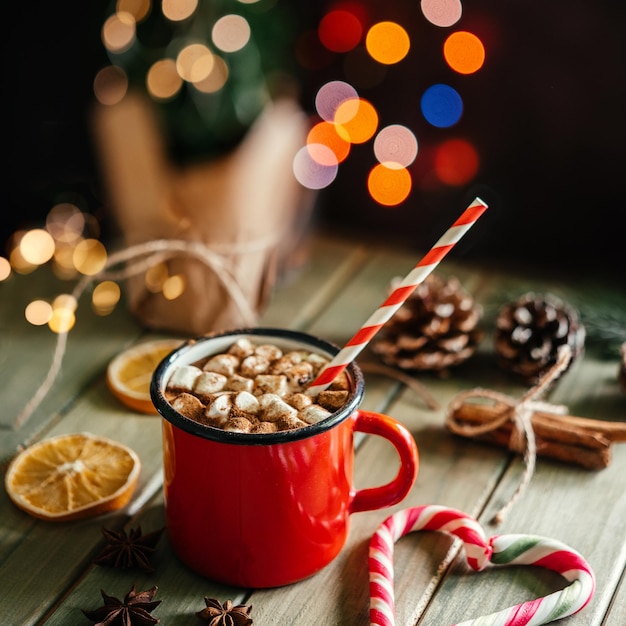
1,232 -> 625,625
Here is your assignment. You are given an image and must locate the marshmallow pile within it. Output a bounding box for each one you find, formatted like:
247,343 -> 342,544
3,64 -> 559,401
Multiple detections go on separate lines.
165,337 -> 350,433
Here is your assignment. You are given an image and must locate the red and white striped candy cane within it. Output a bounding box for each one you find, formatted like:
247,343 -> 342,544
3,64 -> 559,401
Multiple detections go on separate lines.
306,197 -> 488,397
368,505 -> 596,626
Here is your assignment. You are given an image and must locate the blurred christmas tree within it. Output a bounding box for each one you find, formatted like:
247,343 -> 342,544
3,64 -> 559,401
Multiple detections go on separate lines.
99,0 -> 304,164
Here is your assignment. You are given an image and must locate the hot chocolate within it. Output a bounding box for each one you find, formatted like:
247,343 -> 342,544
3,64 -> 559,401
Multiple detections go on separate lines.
164,337 -> 349,433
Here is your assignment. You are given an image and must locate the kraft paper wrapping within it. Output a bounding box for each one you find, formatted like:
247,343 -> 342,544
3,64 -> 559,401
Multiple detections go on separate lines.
92,92 -> 312,334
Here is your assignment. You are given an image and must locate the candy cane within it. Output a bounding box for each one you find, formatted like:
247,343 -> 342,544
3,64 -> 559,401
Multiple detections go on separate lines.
369,505 -> 595,626
306,197 -> 488,397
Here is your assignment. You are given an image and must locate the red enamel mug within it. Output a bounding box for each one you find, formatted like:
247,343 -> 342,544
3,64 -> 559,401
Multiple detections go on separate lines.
151,328 -> 419,588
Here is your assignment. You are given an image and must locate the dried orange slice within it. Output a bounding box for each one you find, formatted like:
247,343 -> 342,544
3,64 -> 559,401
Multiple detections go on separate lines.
5,432 -> 141,522
106,338 -> 182,414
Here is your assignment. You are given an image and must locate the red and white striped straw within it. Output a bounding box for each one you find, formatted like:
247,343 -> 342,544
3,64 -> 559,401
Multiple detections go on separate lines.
306,196 -> 488,397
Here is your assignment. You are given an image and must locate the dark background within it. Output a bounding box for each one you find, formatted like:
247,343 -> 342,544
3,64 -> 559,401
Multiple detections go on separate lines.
2,1 -> 625,279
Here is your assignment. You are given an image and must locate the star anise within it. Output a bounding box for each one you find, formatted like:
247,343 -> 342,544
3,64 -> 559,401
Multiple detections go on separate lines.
82,585 -> 161,625
93,525 -> 164,572
196,597 -> 253,626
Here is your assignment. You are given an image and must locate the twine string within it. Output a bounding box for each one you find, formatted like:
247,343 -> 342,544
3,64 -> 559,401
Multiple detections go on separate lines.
12,237 -> 275,432
446,345 -> 573,524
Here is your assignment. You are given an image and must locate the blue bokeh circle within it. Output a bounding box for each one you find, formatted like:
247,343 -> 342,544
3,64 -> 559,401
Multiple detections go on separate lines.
420,84 -> 463,128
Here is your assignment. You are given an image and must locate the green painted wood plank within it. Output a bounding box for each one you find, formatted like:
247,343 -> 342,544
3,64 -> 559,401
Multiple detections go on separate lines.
42,500 -> 250,626
421,445 -> 626,626
0,268 -> 147,461
0,378 -> 164,622
0,233 -> 624,625
0,233 -> 375,624
604,566 -> 626,626
260,234 -> 371,330
247,380 -> 509,625
244,243 -> 513,624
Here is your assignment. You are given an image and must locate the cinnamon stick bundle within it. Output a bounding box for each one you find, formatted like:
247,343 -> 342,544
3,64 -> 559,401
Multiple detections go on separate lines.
448,402 -> 626,470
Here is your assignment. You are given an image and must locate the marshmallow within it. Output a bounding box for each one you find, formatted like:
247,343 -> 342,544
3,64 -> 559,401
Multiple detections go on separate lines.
284,362 -> 314,388
240,355 -> 270,378
276,414 -> 309,431
317,390 -> 349,412
306,352 -> 330,372
254,374 -> 289,396
205,393 -> 233,425
328,371 -> 350,391
193,371 -> 228,398
167,338 -> 351,435
171,392 -> 205,421
167,365 -> 202,392
254,344 -> 283,361
250,421 -> 279,434
233,391 -> 260,415
269,352 -> 303,374
223,417 -> 254,433
259,394 -> 298,422
299,404 -> 332,425
203,353 -> 240,376
225,374 -> 254,393
285,392 -> 313,410
227,337 -> 255,358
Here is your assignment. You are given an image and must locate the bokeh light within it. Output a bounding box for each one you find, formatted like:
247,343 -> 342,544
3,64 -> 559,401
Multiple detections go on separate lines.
9,237 -> 36,275
102,11 -> 136,54
291,0 -> 485,199
72,239 -> 108,276
147,59 -> 183,100
20,229 -> 55,265
48,307 -> 76,334
367,164 -> 412,206
433,138 -> 479,185
46,203 -> 85,244
92,281 -> 121,316
212,14 -> 251,53
366,22 -> 410,65
318,9 -> 363,53
420,83 -> 463,127
293,145 -> 339,189
162,0 -> 198,22
145,262 -> 169,293
52,243 -> 80,279
374,125 -> 418,168
117,0 -> 151,22
444,31 -> 485,74
177,43 -> 214,83
25,300 -> 53,326
421,0 -> 463,28
48,294 -> 78,333
53,294 -> 78,313
192,55 -> 229,93
315,80 -> 359,122
307,121 -> 351,164
94,65 -> 128,105
335,97 -> 378,143
163,274 -> 186,300
0,257 -> 12,282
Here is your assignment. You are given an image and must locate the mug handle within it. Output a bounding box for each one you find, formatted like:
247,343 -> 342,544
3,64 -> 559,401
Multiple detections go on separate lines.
349,409 -> 419,514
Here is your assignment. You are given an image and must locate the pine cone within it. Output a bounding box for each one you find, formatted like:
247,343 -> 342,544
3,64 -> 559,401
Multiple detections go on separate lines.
494,292 -> 585,384
371,274 -> 483,373
617,341 -> 626,393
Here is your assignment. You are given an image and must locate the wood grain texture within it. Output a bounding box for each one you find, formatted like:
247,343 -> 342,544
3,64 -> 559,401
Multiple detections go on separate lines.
0,231 -> 624,625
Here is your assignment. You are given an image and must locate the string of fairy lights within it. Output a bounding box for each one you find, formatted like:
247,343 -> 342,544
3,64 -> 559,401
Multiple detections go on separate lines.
1,0 -> 486,335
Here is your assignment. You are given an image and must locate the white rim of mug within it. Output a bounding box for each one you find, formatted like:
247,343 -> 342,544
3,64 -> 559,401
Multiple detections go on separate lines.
150,327 -> 365,445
